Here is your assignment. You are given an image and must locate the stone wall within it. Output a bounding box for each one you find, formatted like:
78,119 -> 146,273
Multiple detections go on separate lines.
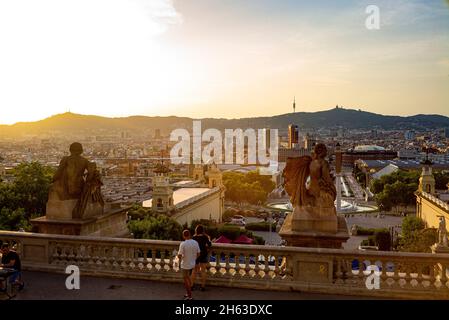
1,230 -> 449,299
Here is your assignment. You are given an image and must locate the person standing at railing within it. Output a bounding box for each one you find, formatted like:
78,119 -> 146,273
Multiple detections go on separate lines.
177,230 -> 200,300
191,224 -> 212,291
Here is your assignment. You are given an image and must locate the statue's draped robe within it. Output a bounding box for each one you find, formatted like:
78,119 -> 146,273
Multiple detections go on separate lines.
73,169 -> 104,219
283,156 -> 312,207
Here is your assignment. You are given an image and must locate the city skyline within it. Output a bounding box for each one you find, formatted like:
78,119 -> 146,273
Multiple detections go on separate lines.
0,0 -> 449,125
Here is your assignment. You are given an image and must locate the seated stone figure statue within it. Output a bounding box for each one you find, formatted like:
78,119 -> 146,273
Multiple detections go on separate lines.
50,142 -> 90,201
47,142 -> 104,220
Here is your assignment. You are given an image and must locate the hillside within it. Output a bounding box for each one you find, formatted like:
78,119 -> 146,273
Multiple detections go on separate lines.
1,107 -> 448,137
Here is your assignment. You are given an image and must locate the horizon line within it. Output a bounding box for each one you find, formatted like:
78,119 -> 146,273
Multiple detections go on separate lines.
2,106 -> 449,126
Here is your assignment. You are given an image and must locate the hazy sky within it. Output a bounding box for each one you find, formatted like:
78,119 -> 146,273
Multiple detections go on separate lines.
0,0 -> 448,124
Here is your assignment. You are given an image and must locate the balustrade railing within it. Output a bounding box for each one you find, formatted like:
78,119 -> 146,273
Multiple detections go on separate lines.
421,191 -> 449,212
1,231 -> 449,299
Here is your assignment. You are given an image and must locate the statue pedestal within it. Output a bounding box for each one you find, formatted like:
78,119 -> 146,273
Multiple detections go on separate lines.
46,199 -> 78,220
279,209 -> 349,249
290,205 -> 338,233
31,206 -> 130,237
46,199 -> 104,220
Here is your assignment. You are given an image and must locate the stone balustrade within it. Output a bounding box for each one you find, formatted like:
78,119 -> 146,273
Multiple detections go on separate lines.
1,230 -> 449,299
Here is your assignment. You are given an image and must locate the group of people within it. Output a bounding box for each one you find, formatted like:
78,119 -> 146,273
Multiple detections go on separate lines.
0,242 -> 24,293
176,224 -> 211,300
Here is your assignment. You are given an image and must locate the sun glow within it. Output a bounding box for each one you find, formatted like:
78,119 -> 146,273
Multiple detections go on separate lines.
0,0 -> 197,124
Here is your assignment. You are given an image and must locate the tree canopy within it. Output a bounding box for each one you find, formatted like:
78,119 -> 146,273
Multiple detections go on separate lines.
0,162 -> 54,231
128,210 -> 183,241
223,170 -> 275,205
371,170 -> 419,212
399,216 -> 436,253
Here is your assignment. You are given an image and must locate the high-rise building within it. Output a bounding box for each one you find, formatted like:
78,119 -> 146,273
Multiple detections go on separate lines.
288,124 -> 299,149
444,128 -> 449,139
404,130 -> 415,140
304,133 -> 316,151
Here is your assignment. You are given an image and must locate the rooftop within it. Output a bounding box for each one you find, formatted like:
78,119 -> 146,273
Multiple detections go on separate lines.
361,159 -> 449,170
353,145 -> 386,152
142,187 -> 218,208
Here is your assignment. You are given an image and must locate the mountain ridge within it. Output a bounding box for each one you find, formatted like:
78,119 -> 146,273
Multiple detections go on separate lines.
1,107 -> 448,136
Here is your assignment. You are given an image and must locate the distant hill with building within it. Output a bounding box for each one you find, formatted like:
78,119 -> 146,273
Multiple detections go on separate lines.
1,107 -> 449,136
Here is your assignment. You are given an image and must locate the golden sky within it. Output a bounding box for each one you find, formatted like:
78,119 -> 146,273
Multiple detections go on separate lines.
0,0 -> 448,124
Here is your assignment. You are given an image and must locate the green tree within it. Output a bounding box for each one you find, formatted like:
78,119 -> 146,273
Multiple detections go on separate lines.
11,162 -> 54,217
434,171 -> 449,190
223,170 -> 275,205
401,216 -> 425,239
0,208 -> 30,231
398,216 -> 437,253
372,170 -> 419,213
400,228 -> 437,253
127,204 -> 149,220
374,229 -> 391,251
128,211 -> 183,241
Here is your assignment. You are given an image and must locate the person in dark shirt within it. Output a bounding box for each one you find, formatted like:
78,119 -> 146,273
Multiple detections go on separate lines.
191,224 -> 212,291
0,243 -> 24,291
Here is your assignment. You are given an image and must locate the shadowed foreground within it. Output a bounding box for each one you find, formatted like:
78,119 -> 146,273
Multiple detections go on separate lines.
10,271 -> 374,300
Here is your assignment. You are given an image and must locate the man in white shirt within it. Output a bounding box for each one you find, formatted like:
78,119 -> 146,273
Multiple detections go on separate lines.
177,229 -> 200,300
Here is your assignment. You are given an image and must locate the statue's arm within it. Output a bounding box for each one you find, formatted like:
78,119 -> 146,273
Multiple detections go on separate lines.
53,157 -> 68,181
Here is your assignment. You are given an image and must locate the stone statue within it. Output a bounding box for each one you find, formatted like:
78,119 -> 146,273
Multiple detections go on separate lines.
50,142 -> 91,201
47,142 -> 104,220
72,162 -> 105,219
283,143 -> 336,216
279,143 -> 349,247
438,216 -> 448,247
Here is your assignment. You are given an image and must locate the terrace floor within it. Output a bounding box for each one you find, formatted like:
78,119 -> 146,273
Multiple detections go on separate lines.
6,271 -> 372,300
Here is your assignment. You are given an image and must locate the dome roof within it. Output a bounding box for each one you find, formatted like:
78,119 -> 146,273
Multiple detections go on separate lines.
354,145 -> 386,152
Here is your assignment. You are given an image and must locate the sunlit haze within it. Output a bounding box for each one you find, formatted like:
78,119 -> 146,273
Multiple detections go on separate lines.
0,0 -> 448,124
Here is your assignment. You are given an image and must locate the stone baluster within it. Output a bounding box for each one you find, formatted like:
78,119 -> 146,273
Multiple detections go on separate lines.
429,262 -> 438,289
161,249 -> 168,272
439,262 -> 448,289
150,249 -> 157,267
141,248 -> 149,272
254,253 -> 261,276
356,258 -> 366,287
403,263 -> 413,288
76,245 -> 85,266
49,243 -> 59,264
224,251 -> 230,276
234,252 -> 242,277
98,246 -> 108,267
273,253 -> 280,278
243,252 -> 250,276
109,246 -> 118,269
58,245 -> 67,263
262,253 -> 269,278
167,248 -> 175,272
391,260 -> 402,288
379,259 -> 390,288
335,258 -> 343,284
